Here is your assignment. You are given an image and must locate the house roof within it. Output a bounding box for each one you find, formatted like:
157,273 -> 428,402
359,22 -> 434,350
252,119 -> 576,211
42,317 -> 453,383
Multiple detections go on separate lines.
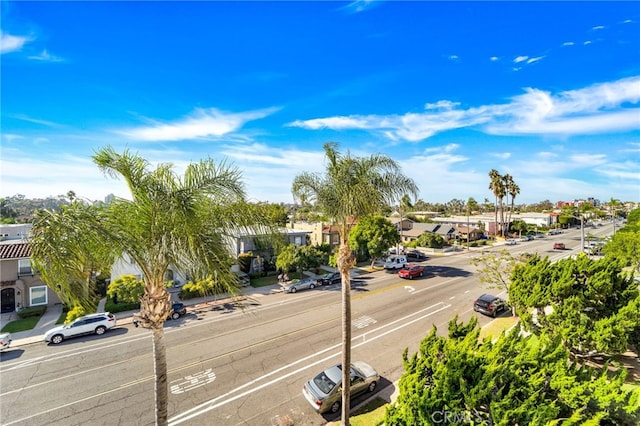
0,242 -> 31,260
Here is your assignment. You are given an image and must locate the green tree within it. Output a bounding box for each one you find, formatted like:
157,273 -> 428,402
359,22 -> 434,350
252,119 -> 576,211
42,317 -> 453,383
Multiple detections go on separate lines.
257,202 -> 289,226
385,318 -> 639,425
510,219 -> 528,237
107,275 -> 145,303
348,215 -> 400,266
276,244 -> 298,273
291,142 -> 418,425
30,147 -> 277,426
413,232 -> 445,249
509,254 -> 640,357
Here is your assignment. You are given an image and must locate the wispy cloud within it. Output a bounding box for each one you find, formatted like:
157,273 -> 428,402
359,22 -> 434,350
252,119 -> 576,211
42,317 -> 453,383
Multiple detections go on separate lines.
0,31 -> 32,54
11,114 -> 63,127
513,56 -> 528,63
592,25 -> 605,30
117,107 -> 280,141
562,41 -> 575,46
341,0 -> 383,14
527,56 -> 544,64
490,56 -> 499,61
28,49 -> 64,62
290,76 -> 640,141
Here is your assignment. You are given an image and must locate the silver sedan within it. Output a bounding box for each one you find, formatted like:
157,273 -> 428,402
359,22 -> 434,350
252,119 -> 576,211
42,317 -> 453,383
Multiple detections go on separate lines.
282,277 -> 317,293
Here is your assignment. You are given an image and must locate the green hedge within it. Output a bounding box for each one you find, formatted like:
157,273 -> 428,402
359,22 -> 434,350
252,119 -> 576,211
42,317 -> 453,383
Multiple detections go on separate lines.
17,306 -> 46,319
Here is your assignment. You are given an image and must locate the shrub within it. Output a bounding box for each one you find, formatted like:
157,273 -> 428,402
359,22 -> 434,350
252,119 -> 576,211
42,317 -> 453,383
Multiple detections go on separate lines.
65,305 -> 88,324
17,305 -> 46,319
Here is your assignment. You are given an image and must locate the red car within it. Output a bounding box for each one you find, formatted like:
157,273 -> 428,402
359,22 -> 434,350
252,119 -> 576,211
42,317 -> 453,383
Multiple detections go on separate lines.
398,264 -> 425,279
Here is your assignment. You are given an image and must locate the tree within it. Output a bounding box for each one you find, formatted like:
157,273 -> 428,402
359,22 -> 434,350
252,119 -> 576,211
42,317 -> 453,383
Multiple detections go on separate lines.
488,169 -> 506,237
30,147 -> 278,426
291,142 -> 418,425
510,219 -> 528,237
509,254 -> 640,357
504,174 -> 520,231
603,208 -> 640,272
469,248 -> 528,314
412,232 -> 445,249
107,275 -> 145,304
348,215 -> 400,266
385,318 -> 640,425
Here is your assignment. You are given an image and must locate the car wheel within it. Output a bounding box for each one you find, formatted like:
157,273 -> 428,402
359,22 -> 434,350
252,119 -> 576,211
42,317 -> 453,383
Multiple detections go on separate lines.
310,283 -> 315,289
290,287 -> 297,293
409,275 -> 413,280
171,312 -> 180,320
95,326 -> 107,335
419,272 -> 423,277
368,381 -> 377,392
51,334 -> 64,344
330,400 -> 341,413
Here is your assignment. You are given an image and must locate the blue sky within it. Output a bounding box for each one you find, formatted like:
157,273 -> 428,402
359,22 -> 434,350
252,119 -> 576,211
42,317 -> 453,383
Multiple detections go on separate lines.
1,1 -> 639,206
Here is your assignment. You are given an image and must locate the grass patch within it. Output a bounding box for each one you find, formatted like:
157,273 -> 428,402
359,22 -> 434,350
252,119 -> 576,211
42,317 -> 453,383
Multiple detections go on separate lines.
478,316 -> 520,341
326,397 -> 388,426
1,315 -> 41,333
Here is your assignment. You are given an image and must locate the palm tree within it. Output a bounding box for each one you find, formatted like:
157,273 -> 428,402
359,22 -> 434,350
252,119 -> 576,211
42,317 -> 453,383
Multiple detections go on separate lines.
488,169 -> 505,237
30,146 -> 277,426
503,174 -> 520,235
292,142 -> 418,425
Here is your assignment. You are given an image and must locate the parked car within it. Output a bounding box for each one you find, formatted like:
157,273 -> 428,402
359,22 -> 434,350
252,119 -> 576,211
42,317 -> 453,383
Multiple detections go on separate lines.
406,250 -> 427,261
169,302 -> 187,320
398,264 -> 426,279
383,255 -> 407,270
548,229 -> 562,235
473,294 -> 508,318
505,239 -> 517,245
303,361 -> 380,414
0,332 -> 11,351
553,242 -> 566,250
44,313 -> 117,345
318,272 -> 341,286
282,277 -> 317,293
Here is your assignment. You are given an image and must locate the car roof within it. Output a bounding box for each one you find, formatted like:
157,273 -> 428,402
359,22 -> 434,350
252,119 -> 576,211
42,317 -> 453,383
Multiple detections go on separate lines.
477,294 -> 499,302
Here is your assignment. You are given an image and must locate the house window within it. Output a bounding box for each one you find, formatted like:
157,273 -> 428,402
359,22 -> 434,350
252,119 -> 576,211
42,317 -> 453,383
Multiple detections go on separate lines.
18,259 -> 33,276
30,286 -> 48,306
294,236 -> 302,245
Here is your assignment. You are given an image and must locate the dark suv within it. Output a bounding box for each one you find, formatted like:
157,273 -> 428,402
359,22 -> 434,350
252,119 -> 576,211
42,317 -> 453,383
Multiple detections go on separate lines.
169,302 -> 187,320
318,272 -> 341,286
473,294 -> 507,317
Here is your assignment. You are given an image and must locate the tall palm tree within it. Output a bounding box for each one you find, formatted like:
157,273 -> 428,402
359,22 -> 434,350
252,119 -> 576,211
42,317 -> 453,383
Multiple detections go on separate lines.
292,142 -> 417,425
488,169 -> 505,237
503,174 -> 520,235
30,146 -> 277,426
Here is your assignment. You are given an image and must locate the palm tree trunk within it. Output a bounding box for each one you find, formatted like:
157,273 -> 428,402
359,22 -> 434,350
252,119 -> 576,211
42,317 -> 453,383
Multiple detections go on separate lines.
152,326 -> 169,426
338,243 -> 355,426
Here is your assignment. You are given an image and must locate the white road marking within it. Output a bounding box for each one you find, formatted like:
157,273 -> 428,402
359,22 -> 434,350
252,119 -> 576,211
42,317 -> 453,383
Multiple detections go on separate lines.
404,286 -> 415,293
170,369 -> 216,394
169,302 -> 451,425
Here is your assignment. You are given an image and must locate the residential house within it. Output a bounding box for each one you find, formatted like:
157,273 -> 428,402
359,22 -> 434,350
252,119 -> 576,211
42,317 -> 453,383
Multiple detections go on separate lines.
0,240 -> 62,313
110,226 -> 312,282
321,218 -> 358,254
455,225 -> 482,241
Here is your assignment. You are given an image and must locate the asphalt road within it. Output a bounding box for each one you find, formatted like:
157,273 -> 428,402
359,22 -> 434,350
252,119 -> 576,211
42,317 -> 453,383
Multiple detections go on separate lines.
0,224 -> 614,426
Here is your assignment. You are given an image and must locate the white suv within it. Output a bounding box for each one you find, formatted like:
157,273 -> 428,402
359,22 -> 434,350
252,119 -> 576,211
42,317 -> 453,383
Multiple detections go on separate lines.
44,313 -> 116,344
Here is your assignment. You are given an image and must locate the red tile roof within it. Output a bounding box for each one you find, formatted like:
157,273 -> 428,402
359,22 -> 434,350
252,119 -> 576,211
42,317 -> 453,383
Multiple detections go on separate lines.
0,242 -> 31,260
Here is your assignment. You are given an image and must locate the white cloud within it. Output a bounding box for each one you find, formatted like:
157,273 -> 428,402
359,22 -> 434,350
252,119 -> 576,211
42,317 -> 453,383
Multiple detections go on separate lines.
562,41 -> 575,46
28,49 -> 63,62
290,76 -> 640,142
584,40 -> 592,45
490,56 -> 499,61
0,31 -> 31,54
514,56 -> 528,63
592,25 -> 605,30
118,107 -> 279,141
527,56 -> 544,64
424,100 -> 460,110
448,55 -> 459,61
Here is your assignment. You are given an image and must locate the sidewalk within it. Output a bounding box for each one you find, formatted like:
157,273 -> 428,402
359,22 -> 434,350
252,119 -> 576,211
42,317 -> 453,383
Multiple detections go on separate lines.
4,283 -> 284,348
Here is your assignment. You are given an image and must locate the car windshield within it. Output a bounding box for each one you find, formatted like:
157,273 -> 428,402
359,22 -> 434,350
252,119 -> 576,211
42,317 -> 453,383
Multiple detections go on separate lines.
312,371 -> 338,394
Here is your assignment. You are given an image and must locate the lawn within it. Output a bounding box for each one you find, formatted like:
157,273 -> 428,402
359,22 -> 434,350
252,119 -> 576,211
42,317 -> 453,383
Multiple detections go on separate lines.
1,315 -> 41,333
